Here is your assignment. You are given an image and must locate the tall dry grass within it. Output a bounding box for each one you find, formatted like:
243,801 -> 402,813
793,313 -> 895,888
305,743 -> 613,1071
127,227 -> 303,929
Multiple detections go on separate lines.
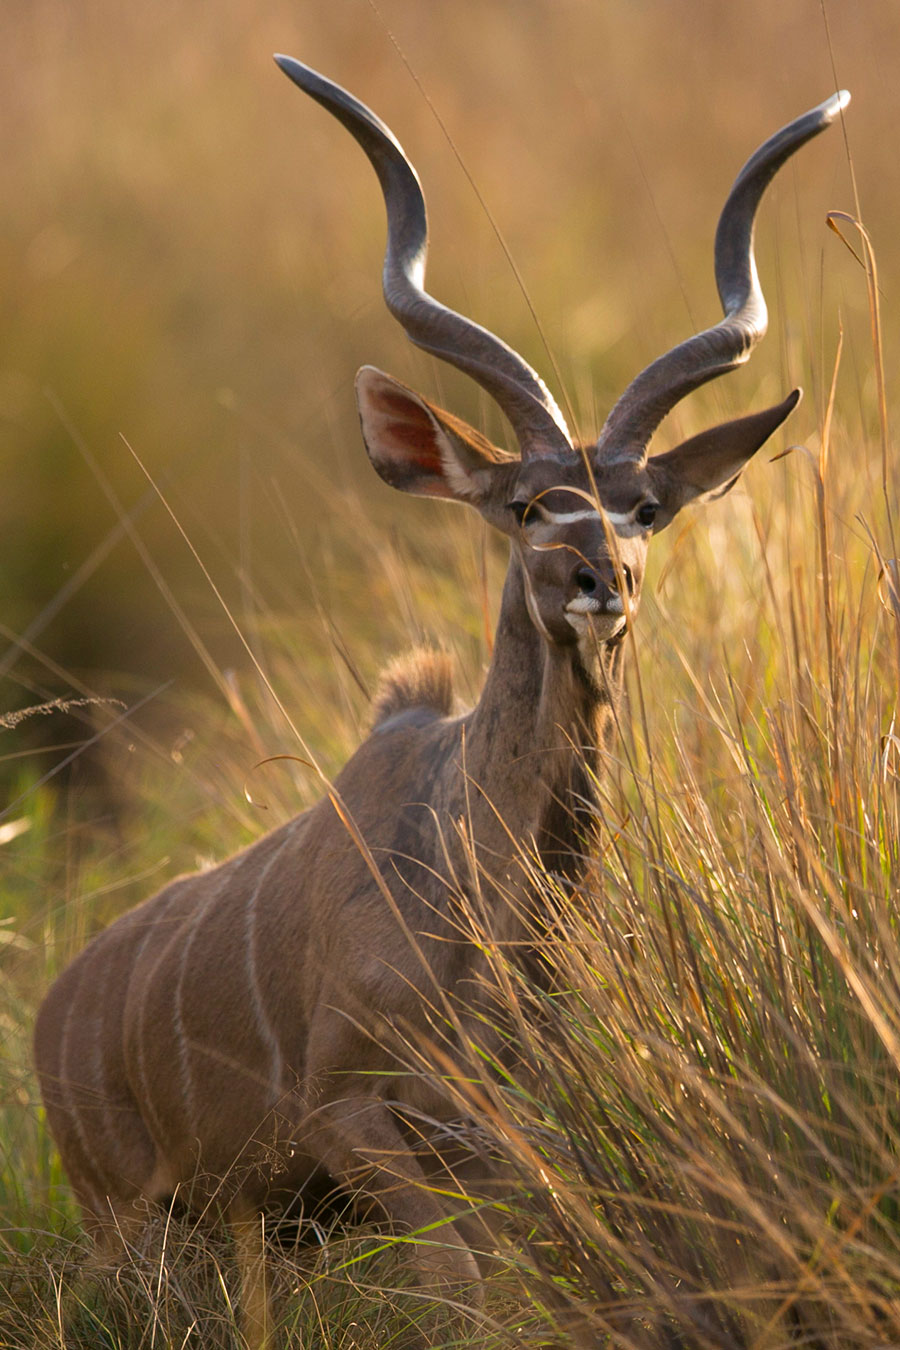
2,0 -> 896,697
2,1 -> 899,1346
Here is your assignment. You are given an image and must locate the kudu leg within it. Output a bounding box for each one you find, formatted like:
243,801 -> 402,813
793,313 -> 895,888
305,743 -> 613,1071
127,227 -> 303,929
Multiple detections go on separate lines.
229,1199 -> 270,1350
414,1136 -> 515,1278
306,1094 -> 483,1297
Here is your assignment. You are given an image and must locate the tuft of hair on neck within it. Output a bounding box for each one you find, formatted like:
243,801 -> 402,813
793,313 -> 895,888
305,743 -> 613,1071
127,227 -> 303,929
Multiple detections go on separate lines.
370,647 -> 455,727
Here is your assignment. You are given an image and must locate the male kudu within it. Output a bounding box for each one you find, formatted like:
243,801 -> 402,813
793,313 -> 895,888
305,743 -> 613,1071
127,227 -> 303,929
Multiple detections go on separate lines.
35,57 -> 848,1335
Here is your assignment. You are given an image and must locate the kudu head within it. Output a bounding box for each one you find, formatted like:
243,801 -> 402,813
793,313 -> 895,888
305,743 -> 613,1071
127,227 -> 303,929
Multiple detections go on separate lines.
277,57 -> 848,655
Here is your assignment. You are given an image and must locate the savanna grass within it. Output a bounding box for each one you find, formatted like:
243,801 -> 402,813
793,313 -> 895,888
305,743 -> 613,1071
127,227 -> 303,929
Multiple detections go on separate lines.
4,4 -> 900,1346
414,228 -> 900,1345
6,305 -> 898,1344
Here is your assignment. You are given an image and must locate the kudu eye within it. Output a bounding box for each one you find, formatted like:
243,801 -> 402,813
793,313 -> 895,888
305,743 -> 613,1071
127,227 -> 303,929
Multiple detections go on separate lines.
507,500 -> 530,526
636,501 -> 659,528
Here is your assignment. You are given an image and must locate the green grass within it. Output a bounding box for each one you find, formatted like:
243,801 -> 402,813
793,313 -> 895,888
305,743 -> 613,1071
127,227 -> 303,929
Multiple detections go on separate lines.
4,1 -> 900,1345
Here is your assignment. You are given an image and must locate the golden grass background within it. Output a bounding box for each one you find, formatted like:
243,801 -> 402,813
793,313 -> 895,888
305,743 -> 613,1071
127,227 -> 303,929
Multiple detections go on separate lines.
3,2 -> 900,1346
2,0 -> 896,700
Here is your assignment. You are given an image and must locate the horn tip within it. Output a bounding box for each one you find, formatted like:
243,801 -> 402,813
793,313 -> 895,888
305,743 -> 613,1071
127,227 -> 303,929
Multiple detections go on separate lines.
822,89 -> 851,124
274,53 -> 311,86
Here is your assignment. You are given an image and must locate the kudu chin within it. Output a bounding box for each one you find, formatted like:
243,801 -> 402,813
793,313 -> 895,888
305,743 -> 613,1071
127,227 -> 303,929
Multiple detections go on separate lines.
34,57 -> 848,1339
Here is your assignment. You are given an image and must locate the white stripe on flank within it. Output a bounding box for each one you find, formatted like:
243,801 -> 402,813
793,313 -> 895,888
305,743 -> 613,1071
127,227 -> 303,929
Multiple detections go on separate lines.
244,834 -> 292,1094
60,969 -> 100,1177
129,907 -> 175,1151
94,1024 -> 119,1171
171,878 -> 229,1135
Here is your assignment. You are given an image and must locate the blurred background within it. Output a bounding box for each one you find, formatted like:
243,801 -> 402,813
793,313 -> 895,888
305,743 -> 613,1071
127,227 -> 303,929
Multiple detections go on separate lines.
1,0 -> 896,800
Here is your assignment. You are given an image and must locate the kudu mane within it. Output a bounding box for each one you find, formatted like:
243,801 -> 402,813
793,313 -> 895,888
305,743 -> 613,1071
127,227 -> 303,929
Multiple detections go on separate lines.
370,647 -> 455,727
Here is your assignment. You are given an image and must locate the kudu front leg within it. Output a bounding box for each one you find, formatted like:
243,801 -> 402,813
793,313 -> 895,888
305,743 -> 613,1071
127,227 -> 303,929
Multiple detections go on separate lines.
306,1094 -> 483,1300
229,1198 -> 271,1350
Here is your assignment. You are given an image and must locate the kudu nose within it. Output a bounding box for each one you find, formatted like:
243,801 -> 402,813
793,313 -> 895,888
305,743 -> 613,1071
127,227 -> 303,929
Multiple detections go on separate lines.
573,562 -> 634,598
574,566 -> 603,597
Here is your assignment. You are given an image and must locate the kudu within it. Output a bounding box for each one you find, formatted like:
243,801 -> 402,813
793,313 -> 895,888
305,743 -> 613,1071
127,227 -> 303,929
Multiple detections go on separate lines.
35,57 -> 848,1329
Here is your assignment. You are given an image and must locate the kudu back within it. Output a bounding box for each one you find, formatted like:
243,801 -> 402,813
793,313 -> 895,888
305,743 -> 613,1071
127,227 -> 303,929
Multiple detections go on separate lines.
34,60 -> 848,1310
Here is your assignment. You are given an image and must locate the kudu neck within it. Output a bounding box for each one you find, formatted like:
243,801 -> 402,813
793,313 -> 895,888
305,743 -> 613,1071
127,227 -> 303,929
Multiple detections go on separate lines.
474,553 -> 626,743
463,554 -> 625,867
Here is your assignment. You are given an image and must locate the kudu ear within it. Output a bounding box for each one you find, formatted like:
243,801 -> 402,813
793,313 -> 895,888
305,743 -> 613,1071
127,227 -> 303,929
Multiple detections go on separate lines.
355,366 -> 510,503
646,388 -> 801,529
